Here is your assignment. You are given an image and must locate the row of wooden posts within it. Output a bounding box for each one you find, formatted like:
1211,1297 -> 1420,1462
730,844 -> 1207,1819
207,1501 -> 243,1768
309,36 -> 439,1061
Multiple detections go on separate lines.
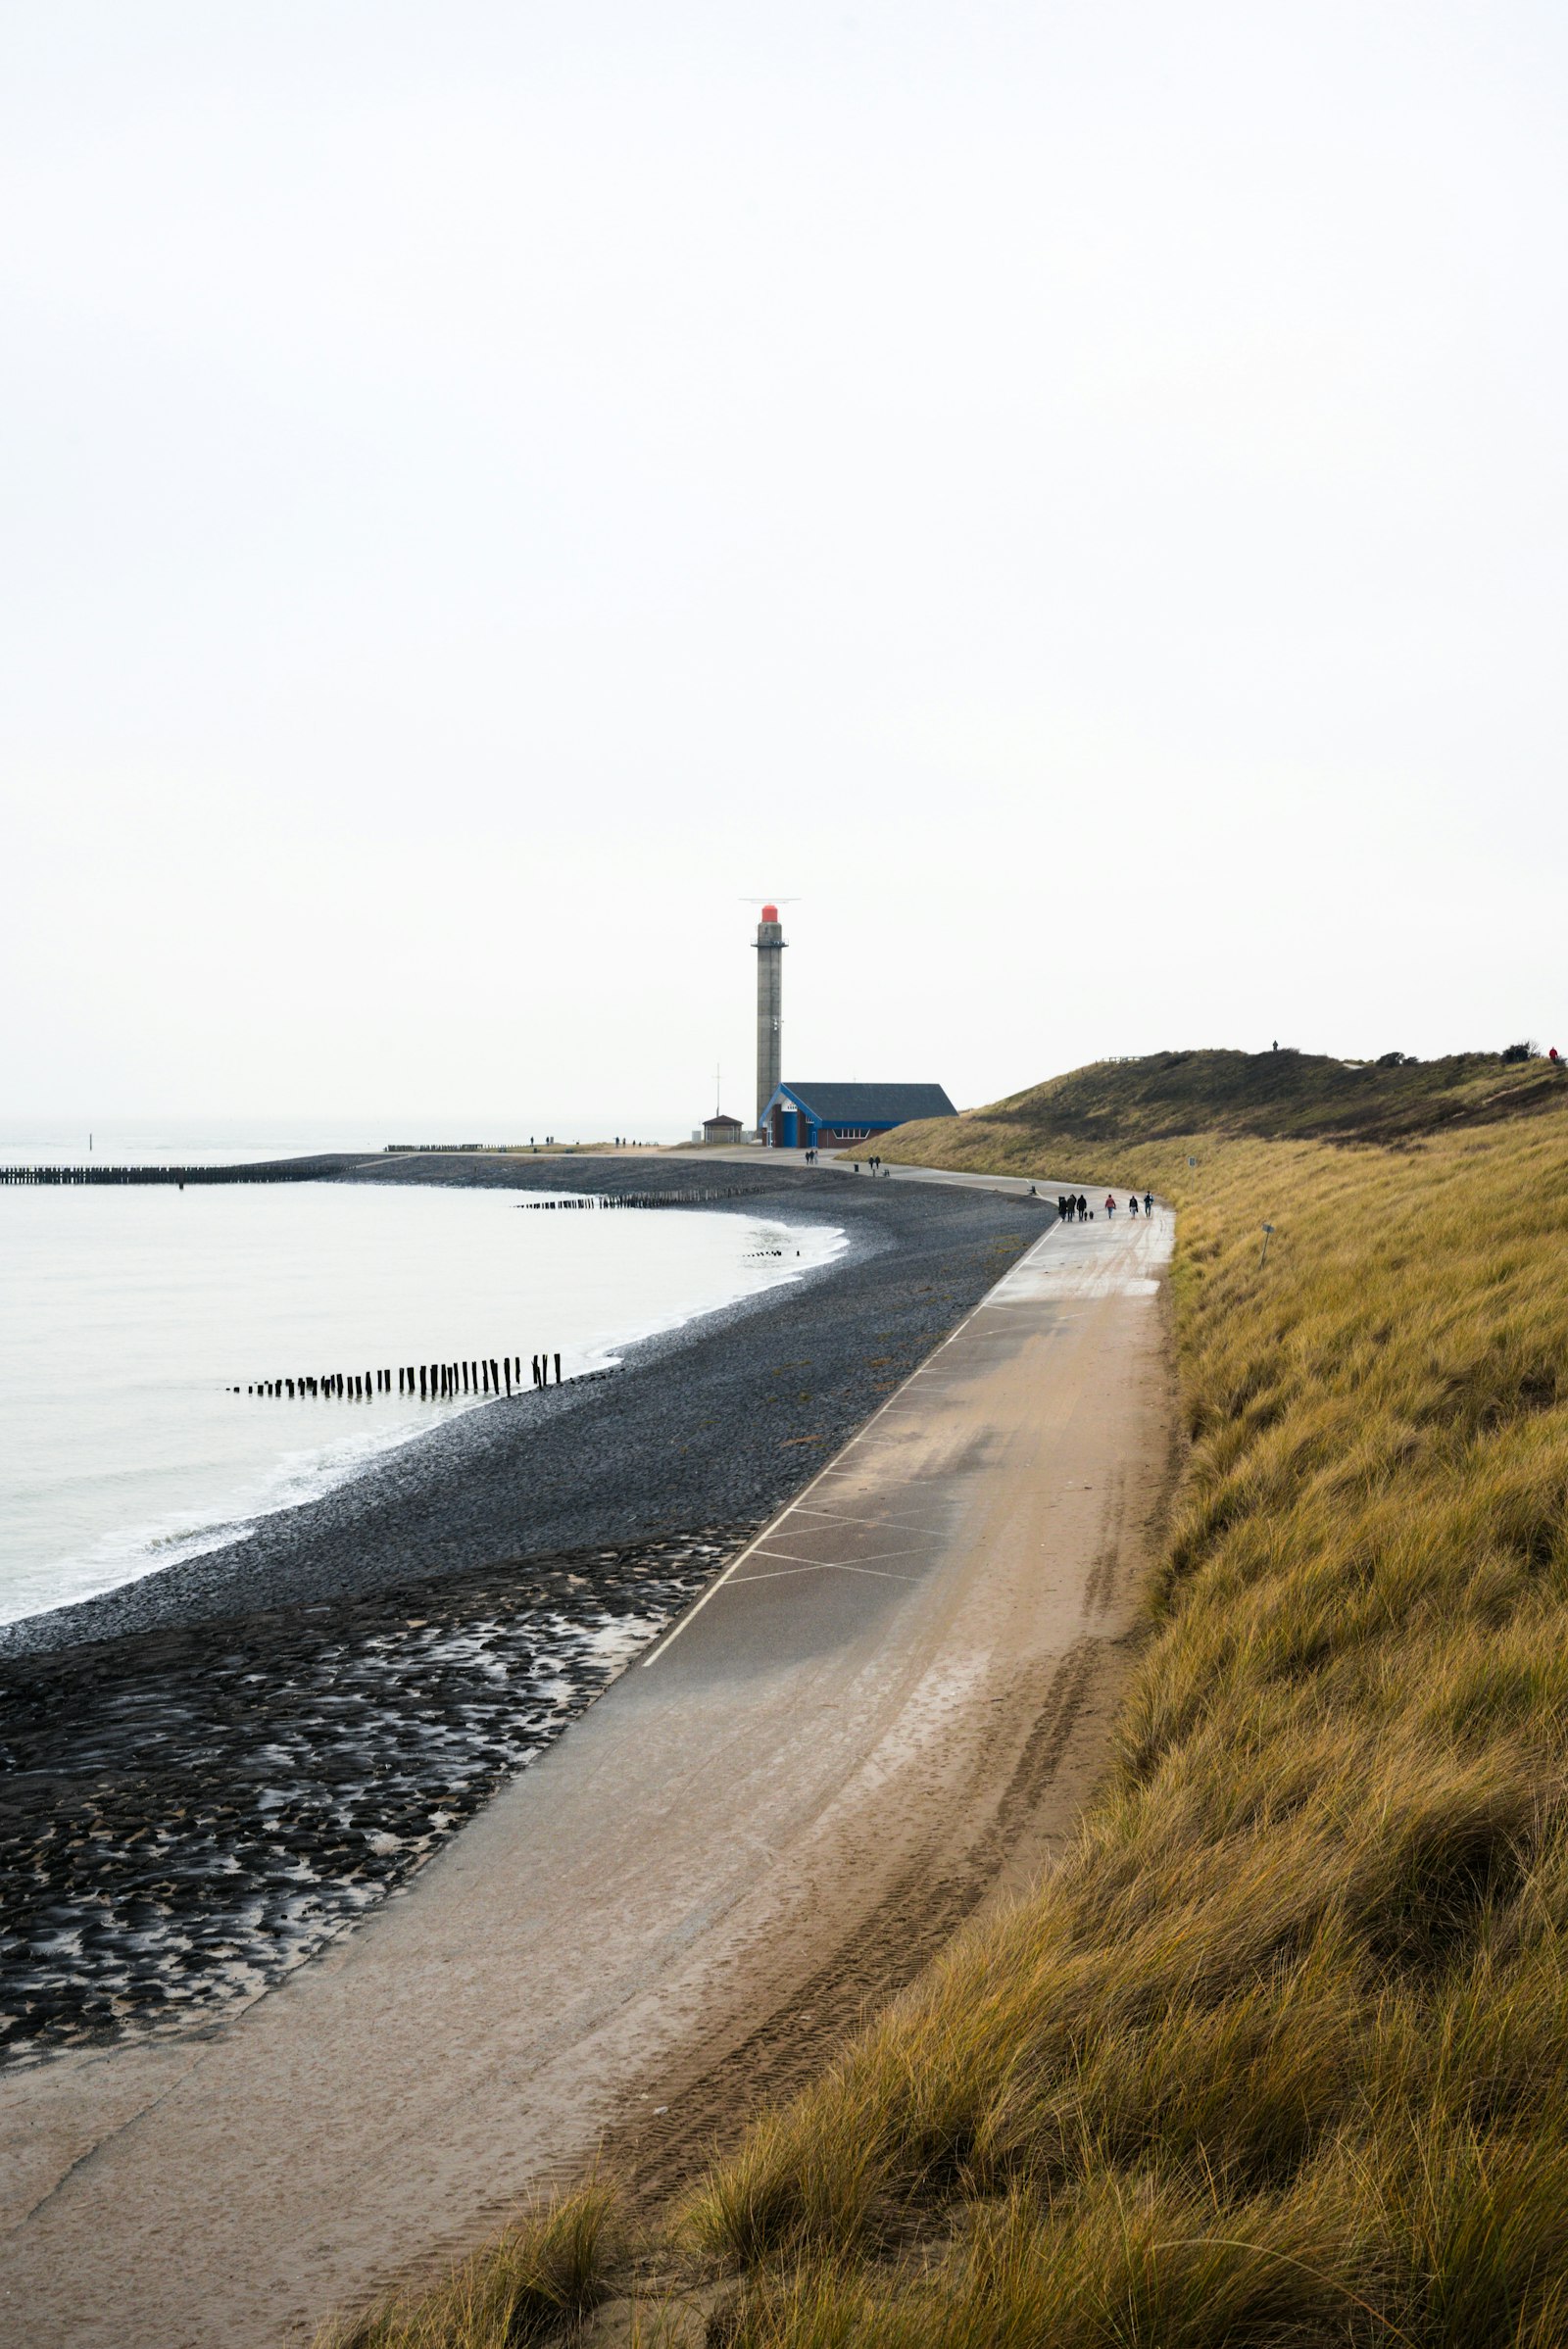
2,1163 -> 323,1186
4,1164 -> 746,1202
515,1188 -> 742,1209
235,1355 -> 564,1401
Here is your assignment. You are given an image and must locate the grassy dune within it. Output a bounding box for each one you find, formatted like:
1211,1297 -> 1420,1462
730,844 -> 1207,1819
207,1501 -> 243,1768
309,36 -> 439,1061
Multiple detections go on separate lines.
905,1046 -> 1562,1165
318,1054 -> 1568,2346
689,1075 -> 1568,2345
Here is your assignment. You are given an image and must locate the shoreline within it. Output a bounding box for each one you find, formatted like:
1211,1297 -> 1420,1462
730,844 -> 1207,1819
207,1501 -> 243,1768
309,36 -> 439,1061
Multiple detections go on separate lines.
1,1158 -> 881,1661
1,1155 -> 1049,2064
0,1531 -> 740,2066
0,1184 -> 845,1641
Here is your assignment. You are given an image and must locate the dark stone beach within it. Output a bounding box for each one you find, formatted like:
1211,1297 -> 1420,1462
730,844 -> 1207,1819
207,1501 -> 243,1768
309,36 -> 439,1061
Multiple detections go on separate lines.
0,1155 -> 1047,2063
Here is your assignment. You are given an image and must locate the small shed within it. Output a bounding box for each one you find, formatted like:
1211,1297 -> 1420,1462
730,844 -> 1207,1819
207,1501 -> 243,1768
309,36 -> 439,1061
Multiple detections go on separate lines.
703,1111 -> 746,1144
760,1082 -> 956,1150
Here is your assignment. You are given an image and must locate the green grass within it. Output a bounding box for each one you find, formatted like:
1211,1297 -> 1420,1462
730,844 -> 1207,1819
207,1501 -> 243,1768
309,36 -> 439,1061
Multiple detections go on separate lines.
685,1090 -> 1568,2346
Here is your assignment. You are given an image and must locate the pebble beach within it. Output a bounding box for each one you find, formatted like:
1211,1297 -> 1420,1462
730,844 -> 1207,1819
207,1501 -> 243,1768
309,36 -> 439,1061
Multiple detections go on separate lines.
0,1155 -> 1049,2063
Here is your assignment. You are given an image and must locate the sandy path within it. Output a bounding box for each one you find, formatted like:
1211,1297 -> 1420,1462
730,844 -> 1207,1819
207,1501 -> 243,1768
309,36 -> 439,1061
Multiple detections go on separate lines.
1,1196 -> 1174,2349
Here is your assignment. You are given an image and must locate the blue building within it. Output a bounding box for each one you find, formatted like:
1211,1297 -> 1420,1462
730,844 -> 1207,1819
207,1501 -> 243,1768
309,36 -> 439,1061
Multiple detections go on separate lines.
759,1081 -> 956,1150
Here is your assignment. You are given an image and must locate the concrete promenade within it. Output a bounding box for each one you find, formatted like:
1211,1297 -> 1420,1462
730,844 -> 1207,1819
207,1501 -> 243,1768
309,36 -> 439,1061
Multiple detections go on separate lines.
2,1185 -> 1174,2349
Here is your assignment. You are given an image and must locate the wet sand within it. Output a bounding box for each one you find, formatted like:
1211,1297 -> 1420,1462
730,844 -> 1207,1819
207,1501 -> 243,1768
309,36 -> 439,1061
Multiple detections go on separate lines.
0,1534 -> 735,2061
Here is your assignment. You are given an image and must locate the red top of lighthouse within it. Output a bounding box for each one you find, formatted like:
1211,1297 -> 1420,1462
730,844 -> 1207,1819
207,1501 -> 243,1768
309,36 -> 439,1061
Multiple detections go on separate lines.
760,903 -> 778,922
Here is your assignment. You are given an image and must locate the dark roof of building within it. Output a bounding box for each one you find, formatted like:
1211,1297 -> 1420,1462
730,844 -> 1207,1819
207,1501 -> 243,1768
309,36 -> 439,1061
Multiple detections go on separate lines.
779,1082 -> 957,1124
704,1112 -> 745,1128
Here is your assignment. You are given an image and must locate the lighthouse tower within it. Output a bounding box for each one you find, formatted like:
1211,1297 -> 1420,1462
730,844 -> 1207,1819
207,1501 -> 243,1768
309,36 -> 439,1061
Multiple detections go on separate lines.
754,903 -> 786,1135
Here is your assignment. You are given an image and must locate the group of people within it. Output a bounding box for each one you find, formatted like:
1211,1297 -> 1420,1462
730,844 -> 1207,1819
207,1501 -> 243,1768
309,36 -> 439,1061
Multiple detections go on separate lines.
807,1149 -> 1152,1220
1054,1191 -> 1154,1222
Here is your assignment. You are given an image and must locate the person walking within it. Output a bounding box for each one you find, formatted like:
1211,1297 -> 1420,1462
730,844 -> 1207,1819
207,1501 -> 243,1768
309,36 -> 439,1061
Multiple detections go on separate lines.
1077,1193 -> 1088,1222
1104,1194 -> 1117,1218
1129,1193 -> 1140,1215
1144,1190 -> 1153,1216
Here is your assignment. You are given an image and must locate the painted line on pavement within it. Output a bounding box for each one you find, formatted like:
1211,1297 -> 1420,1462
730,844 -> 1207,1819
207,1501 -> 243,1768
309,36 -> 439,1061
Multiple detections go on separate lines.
640,1202 -> 1070,1668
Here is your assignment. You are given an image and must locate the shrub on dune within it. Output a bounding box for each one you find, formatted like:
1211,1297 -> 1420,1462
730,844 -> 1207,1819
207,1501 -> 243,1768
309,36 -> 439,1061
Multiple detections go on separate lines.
317,2184 -> 614,2349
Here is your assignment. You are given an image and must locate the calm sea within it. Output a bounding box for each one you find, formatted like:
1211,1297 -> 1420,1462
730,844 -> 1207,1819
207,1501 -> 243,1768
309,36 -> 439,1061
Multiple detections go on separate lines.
0,1150 -> 839,1629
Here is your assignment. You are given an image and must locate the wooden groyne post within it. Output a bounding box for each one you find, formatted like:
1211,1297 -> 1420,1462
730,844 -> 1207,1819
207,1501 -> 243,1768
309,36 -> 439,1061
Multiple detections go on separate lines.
239,1348 -> 561,1401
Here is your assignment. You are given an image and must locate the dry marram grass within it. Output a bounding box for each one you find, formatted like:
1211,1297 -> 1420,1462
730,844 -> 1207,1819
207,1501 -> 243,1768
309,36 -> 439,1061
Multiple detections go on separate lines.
315,2184 -> 614,2349
315,1062 -> 1568,2346
688,1104 -> 1568,2345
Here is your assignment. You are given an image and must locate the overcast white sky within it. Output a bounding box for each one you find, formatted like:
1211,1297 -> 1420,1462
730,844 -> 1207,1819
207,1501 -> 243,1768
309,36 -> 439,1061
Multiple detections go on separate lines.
4,2 -> 1565,1134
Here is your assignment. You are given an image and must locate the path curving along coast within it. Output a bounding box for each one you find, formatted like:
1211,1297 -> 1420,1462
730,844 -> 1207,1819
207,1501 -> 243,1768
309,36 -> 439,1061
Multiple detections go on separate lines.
1,1171 -> 1175,2349
1,1158 -> 1042,2066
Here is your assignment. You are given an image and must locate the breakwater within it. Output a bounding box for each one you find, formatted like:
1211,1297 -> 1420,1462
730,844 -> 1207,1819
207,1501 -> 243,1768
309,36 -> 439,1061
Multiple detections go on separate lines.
4,1169 -> 750,1199
515,1187 -> 748,1208
241,1356 -> 570,1399
1,1162 -> 330,1187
